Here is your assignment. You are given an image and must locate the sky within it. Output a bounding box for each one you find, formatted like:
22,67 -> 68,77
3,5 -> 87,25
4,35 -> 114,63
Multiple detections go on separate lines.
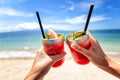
0,0 -> 120,32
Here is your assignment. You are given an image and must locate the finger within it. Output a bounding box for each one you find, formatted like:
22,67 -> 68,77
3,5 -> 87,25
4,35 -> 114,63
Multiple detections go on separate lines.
89,38 -> 96,47
49,52 -> 66,63
88,31 -> 96,41
36,47 -> 49,60
50,51 -> 66,58
71,43 -> 89,57
88,31 -> 94,38
36,46 -> 43,56
89,36 -> 100,49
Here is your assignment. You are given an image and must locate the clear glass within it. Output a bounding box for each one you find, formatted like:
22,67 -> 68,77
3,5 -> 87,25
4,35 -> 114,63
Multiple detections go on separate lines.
42,34 -> 65,67
66,31 -> 91,65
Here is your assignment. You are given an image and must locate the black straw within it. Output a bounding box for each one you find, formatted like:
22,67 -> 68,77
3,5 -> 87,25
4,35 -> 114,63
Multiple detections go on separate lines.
36,11 -> 45,38
84,5 -> 94,32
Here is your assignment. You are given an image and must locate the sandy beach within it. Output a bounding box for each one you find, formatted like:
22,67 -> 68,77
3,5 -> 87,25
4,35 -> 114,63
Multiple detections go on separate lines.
0,28 -> 120,80
0,45 -> 120,80
0,50 -> 120,80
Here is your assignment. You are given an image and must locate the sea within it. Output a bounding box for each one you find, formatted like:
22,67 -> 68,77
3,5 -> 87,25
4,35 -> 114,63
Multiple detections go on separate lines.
0,29 -> 120,58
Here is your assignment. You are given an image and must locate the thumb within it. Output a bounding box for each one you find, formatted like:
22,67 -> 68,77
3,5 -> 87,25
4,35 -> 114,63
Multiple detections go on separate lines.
71,43 -> 89,57
50,51 -> 66,61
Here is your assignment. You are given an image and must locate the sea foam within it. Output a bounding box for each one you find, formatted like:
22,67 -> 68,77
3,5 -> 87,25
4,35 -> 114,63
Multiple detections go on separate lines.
0,51 -> 35,58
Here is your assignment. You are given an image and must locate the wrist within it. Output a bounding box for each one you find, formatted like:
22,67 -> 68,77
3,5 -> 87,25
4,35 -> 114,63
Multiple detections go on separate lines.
109,60 -> 120,76
24,72 -> 38,80
102,57 -> 120,78
24,69 -> 41,80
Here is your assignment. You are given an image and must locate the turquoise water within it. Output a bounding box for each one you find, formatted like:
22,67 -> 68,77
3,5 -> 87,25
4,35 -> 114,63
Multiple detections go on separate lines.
91,30 -> 120,52
0,30 -> 40,51
0,29 -> 120,57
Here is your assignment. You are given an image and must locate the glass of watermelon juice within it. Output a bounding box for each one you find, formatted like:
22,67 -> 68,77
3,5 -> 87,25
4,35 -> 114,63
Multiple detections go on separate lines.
66,31 -> 91,65
42,30 -> 65,68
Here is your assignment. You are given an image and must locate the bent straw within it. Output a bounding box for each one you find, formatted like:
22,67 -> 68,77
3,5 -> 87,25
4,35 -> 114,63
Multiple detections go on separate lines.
36,11 -> 45,38
84,5 -> 94,32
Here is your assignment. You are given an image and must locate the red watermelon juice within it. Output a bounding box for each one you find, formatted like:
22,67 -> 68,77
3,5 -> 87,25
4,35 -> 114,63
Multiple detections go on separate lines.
66,31 -> 91,65
42,30 -> 65,68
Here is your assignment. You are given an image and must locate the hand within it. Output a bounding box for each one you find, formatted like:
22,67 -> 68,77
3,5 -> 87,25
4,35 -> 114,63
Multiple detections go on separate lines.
71,31 -> 120,78
24,47 -> 66,80
71,31 -> 109,68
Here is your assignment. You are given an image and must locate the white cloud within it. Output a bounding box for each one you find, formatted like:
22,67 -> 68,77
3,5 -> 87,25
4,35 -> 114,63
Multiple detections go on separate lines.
91,15 -> 107,22
59,0 -> 75,11
67,6 -> 74,11
0,7 -> 34,17
56,15 -> 86,24
61,0 -> 99,11
39,9 -> 52,14
77,0 -> 103,9
0,14 -> 107,33
78,2 -> 93,9
55,15 -> 106,24
15,22 -> 39,30
0,21 -> 77,33
43,24 -> 75,31
67,0 -> 75,11
59,0 -> 104,11
0,22 -> 39,32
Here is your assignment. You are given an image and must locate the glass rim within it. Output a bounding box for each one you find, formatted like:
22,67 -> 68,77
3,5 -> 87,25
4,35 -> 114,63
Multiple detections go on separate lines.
42,38 -> 64,44
42,34 -> 64,44
66,31 -> 89,44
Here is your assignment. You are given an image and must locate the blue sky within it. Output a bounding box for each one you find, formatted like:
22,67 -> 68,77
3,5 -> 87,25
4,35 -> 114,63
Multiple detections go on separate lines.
0,0 -> 120,32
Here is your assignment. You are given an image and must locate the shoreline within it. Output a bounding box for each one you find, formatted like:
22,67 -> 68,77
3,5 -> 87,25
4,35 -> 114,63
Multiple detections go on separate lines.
0,43 -> 120,59
0,50 -> 120,62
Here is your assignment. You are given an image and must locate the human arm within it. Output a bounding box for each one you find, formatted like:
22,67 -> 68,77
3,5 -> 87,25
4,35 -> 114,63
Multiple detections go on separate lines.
24,47 -> 66,80
71,32 -> 120,78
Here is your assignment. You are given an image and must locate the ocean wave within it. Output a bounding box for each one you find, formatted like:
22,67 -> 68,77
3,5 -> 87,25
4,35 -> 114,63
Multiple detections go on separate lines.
24,46 -> 30,50
105,52 -> 120,60
0,51 -> 119,59
0,51 -> 35,58
106,51 -> 120,55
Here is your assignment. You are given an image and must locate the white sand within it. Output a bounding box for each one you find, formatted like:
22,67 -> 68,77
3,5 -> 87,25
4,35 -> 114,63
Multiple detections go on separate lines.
0,56 -> 120,80
0,46 -> 120,80
44,60 -> 120,80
